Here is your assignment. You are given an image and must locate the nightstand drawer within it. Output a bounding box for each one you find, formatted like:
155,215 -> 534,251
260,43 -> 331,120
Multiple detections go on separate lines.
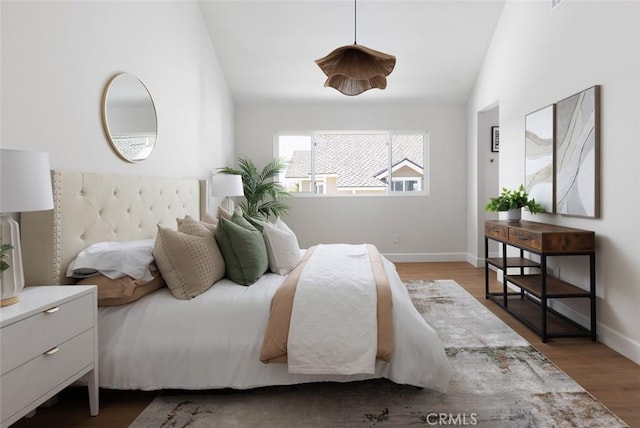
1,293 -> 93,375
1,328 -> 94,422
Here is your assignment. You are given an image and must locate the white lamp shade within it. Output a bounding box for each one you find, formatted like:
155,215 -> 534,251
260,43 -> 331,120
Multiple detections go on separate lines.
210,174 -> 244,197
0,149 -> 54,213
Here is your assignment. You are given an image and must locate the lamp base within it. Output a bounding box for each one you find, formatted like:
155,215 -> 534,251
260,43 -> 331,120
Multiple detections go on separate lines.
0,294 -> 20,307
221,197 -> 235,214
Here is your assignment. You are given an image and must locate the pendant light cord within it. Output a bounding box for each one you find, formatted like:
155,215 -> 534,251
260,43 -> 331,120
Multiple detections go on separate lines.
354,0 -> 357,45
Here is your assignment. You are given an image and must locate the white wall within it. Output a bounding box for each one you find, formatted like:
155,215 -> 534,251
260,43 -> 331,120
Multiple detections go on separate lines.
1,1 -> 234,180
235,104 -> 467,260
468,0 -> 640,363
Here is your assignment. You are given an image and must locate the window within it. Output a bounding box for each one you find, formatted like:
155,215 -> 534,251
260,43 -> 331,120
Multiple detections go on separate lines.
391,178 -> 421,192
276,131 -> 426,196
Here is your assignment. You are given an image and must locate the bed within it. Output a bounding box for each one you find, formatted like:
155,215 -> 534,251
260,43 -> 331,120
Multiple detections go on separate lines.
20,170 -> 451,392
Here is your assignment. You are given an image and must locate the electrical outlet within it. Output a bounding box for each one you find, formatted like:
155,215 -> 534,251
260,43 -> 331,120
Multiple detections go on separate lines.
392,233 -> 400,243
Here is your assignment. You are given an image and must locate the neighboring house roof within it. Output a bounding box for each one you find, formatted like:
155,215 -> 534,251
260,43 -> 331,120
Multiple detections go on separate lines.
374,158 -> 424,180
285,134 -> 423,189
285,150 -> 311,178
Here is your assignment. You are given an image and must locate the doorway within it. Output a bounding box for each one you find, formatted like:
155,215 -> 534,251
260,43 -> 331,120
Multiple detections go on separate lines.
476,104 -> 499,262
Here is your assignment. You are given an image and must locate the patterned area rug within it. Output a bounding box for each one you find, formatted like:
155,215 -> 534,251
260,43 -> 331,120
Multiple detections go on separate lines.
130,280 -> 627,428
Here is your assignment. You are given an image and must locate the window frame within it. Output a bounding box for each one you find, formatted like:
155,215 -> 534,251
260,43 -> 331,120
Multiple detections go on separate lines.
275,130 -> 430,197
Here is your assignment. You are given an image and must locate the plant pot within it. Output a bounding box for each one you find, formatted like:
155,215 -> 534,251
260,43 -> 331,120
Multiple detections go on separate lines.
505,208 -> 522,222
0,270 -> 22,307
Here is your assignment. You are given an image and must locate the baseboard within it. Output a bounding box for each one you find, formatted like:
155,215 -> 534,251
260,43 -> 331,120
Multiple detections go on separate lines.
549,300 -> 640,365
383,252 -> 468,263
466,253 -> 490,268
597,323 -> 640,365
386,252 -> 495,267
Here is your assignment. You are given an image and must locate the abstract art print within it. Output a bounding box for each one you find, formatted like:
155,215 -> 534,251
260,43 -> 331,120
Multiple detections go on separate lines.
525,104 -> 555,213
555,85 -> 600,218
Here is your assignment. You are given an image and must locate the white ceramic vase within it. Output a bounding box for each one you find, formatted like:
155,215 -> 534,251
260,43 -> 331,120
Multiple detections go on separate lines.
0,267 -> 23,307
505,208 -> 522,222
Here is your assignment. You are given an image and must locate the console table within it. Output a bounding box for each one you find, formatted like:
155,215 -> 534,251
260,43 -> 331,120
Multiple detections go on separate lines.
484,220 -> 596,342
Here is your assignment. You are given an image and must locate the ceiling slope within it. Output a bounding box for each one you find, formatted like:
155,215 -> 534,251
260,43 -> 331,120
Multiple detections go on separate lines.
198,0 -> 505,104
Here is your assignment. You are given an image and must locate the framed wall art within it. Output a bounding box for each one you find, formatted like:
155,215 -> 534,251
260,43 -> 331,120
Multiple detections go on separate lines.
525,104 -> 555,213
554,85 -> 600,218
491,126 -> 499,152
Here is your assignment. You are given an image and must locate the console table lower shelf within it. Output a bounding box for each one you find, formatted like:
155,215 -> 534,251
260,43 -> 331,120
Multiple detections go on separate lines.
486,275 -> 594,340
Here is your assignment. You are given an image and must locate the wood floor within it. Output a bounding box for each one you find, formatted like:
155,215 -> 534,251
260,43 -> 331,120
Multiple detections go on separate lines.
11,262 -> 640,428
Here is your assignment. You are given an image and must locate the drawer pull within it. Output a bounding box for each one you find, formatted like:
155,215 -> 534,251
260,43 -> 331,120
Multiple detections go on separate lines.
44,347 -> 60,356
44,306 -> 60,314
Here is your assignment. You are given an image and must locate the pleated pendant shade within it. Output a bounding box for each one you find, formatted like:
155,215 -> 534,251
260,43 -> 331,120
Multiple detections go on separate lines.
315,44 -> 396,96
315,0 -> 396,96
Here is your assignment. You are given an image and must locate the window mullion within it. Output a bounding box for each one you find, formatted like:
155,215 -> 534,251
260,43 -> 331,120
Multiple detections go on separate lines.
311,133 -> 316,194
387,133 -> 393,193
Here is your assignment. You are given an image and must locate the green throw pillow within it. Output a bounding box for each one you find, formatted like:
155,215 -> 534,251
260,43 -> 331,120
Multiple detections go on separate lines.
214,214 -> 268,285
242,214 -> 266,232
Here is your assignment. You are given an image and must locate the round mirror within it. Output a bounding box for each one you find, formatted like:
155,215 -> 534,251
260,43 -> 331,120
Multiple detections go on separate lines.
102,73 -> 158,163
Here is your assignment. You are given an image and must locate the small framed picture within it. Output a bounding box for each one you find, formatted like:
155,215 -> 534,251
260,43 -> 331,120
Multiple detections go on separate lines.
491,126 -> 499,152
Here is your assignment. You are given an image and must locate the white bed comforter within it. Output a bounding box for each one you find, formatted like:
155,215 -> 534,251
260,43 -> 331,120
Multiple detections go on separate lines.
288,244 -> 378,375
97,257 -> 451,392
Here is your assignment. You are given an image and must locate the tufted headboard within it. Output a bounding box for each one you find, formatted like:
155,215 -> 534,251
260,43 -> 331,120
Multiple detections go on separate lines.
21,170 -> 208,286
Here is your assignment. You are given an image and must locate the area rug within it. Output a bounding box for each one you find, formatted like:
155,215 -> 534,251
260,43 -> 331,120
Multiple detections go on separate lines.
130,280 -> 627,428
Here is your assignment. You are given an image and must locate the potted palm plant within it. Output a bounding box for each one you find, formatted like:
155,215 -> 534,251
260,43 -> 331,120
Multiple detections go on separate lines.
0,244 -> 13,273
0,244 -> 14,291
218,157 -> 290,219
485,184 -> 545,221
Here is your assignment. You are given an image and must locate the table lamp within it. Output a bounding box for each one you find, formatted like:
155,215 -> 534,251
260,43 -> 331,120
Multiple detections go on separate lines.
210,174 -> 244,213
0,149 -> 54,306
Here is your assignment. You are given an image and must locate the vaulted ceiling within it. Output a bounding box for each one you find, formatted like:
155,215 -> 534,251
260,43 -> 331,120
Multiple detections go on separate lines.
198,0 -> 506,104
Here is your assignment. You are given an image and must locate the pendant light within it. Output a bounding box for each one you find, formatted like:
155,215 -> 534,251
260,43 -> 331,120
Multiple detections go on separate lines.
315,0 -> 396,96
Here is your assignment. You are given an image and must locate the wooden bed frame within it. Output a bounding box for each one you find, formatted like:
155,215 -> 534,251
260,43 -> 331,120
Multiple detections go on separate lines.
21,170 -> 208,286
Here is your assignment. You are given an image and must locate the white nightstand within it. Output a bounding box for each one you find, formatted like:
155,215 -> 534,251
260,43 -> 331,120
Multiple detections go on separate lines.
0,285 -> 98,427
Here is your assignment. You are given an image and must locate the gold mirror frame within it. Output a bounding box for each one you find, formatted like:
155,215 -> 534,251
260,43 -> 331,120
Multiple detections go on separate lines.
101,73 -> 158,163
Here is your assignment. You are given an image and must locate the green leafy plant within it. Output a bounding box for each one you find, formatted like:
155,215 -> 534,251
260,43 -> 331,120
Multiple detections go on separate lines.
0,244 -> 14,272
218,157 -> 290,219
485,184 -> 545,214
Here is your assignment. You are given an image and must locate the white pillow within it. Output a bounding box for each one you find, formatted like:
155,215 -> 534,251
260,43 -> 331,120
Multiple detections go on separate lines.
67,239 -> 155,281
262,218 -> 302,275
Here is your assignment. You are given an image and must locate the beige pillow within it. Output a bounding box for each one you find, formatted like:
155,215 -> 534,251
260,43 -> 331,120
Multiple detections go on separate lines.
76,274 -> 165,306
201,212 -> 218,225
153,223 -> 225,300
178,215 -> 217,236
176,214 -> 218,228
176,217 -> 224,285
